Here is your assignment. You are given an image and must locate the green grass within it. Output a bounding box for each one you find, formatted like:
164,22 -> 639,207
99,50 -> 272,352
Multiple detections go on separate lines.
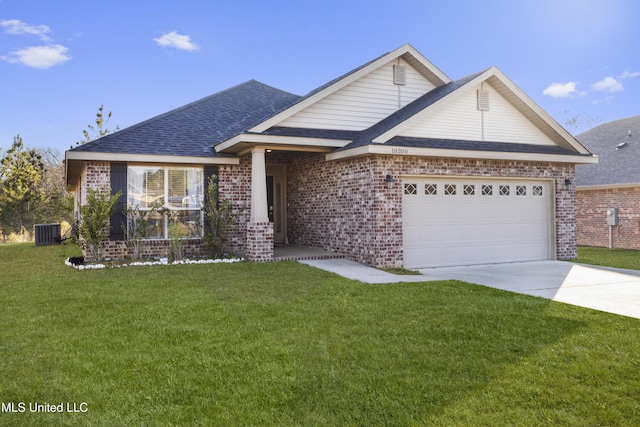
1,243 -> 639,426
574,245 -> 640,270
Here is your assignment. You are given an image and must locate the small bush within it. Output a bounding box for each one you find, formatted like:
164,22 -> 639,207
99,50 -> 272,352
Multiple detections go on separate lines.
203,175 -> 242,258
78,187 -> 121,261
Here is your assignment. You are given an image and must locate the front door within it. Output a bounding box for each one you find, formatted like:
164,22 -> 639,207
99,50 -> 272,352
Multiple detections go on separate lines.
266,165 -> 286,245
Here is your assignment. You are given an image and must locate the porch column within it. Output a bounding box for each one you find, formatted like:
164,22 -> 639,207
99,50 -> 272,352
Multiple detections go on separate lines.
250,148 -> 269,222
247,147 -> 273,261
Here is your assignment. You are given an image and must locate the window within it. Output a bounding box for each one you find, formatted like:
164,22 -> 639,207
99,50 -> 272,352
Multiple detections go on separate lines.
516,185 -> 527,196
128,166 -> 204,239
463,184 -> 476,196
533,185 -> 543,196
444,184 -> 457,196
482,184 -> 493,196
404,183 -> 417,195
424,183 -> 438,195
499,185 -> 510,196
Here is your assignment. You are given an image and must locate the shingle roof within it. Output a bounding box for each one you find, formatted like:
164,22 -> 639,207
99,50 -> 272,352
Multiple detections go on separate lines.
256,71 -> 486,150
70,80 -> 300,157
256,70 -> 589,159
575,115 -> 640,186
387,137 -> 587,156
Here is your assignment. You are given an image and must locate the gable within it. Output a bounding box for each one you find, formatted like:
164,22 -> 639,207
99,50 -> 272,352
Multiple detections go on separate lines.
276,58 -> 438,131
398,80 -> 556,146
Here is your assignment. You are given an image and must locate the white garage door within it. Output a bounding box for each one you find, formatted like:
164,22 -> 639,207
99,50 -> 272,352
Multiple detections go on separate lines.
403,178 -> 553,268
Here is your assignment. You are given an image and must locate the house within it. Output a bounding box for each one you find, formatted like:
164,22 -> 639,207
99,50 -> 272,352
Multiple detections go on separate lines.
576,115 -> 640,249
65,44 -> 596,268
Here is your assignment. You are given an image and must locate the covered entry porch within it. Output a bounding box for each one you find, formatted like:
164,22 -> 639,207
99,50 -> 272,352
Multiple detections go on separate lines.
220,135 -> 349,262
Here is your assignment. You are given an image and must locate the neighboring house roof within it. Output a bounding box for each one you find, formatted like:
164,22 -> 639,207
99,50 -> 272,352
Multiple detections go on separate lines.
576,115 -> 640,188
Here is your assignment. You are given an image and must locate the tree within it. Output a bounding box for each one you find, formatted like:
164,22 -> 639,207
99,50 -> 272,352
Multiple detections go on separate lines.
0,135 -> 45,234
77,105 -> 119,144
37,147 -> 74,226
564,110 -> 602,135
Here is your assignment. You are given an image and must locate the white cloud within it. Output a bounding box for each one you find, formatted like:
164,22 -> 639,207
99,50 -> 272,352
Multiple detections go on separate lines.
591,76 -> 623,93
543,82 -> 579,98
2,44 -> 71,68
619,70 -> 640,79
153,31 -> 199,51
1,19 -> 51,41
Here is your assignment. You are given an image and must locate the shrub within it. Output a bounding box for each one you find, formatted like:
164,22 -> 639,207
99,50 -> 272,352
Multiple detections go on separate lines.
203,175 -> 242,258
78,187 -> 121,261
123,202 -> 164,260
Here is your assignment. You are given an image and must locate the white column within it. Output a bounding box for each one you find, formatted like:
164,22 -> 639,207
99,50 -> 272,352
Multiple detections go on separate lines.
250,148 -> 269,223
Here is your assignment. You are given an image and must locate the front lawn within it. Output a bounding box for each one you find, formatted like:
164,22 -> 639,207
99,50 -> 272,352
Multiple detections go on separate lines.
574,246 -> 640,270
1,243 -> 639,426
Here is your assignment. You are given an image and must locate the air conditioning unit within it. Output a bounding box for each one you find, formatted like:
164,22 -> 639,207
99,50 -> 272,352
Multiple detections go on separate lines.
34,223 -> 61,246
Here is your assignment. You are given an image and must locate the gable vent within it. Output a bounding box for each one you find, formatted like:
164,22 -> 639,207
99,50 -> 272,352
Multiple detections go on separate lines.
477,89 -> 490,111
393,65 -> 406,85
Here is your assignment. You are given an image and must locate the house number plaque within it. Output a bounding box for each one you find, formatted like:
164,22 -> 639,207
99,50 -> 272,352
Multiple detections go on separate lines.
391,148 -> 409,155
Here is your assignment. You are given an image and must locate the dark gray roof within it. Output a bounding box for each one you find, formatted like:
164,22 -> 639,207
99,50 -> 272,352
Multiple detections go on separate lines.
70,80 -> 300,157
68,52 -> 589,163
258,72 -> 487,149
575,115 -> 640,186
259,126 -> 359,141
387,137 -> 587,156
257,70 -> 589,159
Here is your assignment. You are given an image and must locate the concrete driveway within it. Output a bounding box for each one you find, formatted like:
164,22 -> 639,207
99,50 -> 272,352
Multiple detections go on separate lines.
419,261 -> 640,320
301,259 -> 640,320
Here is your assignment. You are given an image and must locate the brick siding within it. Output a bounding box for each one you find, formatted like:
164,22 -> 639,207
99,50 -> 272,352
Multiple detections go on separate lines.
577,187 -> 640,249
286,154 -> 576,267
78,155 -> 578,266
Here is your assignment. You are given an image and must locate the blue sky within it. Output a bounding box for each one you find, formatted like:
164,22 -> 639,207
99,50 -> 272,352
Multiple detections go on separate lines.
1,0 -> 639,155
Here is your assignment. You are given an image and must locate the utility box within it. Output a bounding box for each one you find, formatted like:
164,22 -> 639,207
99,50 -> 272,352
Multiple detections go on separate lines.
606,208 -> 619,226
34,223 -> 61,246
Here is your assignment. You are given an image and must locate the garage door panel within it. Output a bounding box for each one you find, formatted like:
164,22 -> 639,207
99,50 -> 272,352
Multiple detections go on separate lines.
403,178 -> 552,268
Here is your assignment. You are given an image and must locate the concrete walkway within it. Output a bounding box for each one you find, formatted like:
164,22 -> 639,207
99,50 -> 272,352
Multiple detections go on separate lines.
299,259 -> 640,320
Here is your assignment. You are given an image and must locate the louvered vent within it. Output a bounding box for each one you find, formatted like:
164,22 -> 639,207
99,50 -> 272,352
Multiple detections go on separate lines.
477,89 -> 490,111
393,65 -> 406,85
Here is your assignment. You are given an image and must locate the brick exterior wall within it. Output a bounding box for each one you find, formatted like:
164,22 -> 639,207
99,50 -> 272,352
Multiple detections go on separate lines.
218,155 -> 252,255
81,162 -> 111,203
286,153 -> 577,267
102,239 -> 207,260
577,187 -> 640,249
79,162 -> 210,260
78,155 -> 578,266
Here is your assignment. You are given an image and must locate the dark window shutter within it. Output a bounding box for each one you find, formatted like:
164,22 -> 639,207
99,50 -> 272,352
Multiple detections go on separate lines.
110,162 -> 127,241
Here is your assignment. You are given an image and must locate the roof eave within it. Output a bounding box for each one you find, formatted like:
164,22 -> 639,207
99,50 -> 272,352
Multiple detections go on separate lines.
326,144 -> 599,164
577,182 -> 640,191
65,151 -> 239,189
214,133 -> 351,154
